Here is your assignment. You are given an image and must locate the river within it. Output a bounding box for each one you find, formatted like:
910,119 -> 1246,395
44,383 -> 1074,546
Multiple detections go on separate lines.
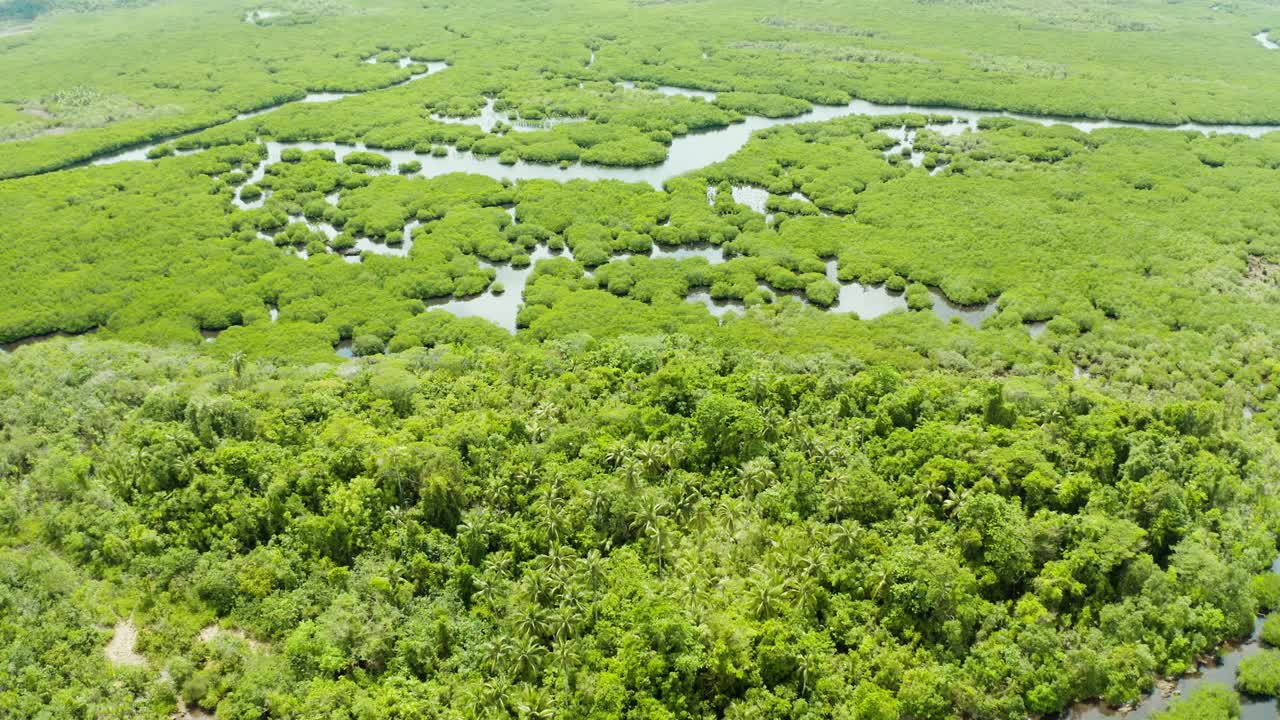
89,76 -> 1280,185
317,201 -> 995,335
12,73 -> 1280,348
88,60 -> 450,166
1068,555 -> 1280,720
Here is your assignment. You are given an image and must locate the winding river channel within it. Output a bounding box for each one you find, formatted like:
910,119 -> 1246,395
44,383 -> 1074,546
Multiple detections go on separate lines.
91,77 -> 1280,186
9,63 -> 1280,349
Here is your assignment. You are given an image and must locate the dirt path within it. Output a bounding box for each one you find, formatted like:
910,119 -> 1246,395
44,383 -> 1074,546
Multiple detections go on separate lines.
104,617 -> 146,666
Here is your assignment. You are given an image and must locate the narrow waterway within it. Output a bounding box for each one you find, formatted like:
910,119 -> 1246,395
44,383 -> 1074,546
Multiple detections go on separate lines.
0,329 -> 96,353
85,77 -> 1280,185
1068,555 -> 1280,720
15,78 -> 1280,349
90,61 -> 450,167
430,97 -> 583,133
316,233 -> 993,339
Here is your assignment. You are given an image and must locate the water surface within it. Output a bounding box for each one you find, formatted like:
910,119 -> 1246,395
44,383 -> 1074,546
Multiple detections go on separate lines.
617,80 -> 719,102
425,244 -> 570,332
1,329 -> 95,353
430,98 -> 583,133
91,62 -> 449,167
90,76 -> 1280,187
39,78 -> 1280,347
1068,557 -> 1280,719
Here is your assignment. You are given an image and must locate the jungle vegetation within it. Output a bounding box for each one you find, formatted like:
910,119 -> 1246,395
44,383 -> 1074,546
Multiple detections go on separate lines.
4,0 -> 1280,718
2,337 -> 1279,719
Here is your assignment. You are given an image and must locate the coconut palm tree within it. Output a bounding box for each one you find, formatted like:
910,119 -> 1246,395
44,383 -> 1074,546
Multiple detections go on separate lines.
474,575 -> 501,611
634,440 -> 663,476
604,440 -> 631,469
808,440 -> 843,472
457,512 -> 488,564
749,568 -> 786,620
739,456 -> 776,499
678,575 -> 710,623
229,350 -> 246,380
510,463 -> 535,489
659,436 -> 685,470
717,497 -> 748,544
531,401 -> 559,423
177,453 -> 200,483
375,445 -> 412,503
480,676 -> 513,717
514,682 -> 554,720
512,605 -> 546,640
481,636 -> 513,674
943,486 -> 973,516
583,488 -> 609,531
620,457 -> 644,495
918,479 -> 948,512
510,635 -> 546,681
486,551 -> 515,580
867,564 -> 892,602
539,505 -> 564,547
578,549 -> 606,621
547,604 -> 580,642
788,576 -> 819,619
540,544 -> 571,575
550,638 -> 581,694
526,418 -> 546,442
647,519 -> 673,575
797,649 -> 816,697
902,511 -> 929,540
630,497 -> 666,535
828,521 -> 861,557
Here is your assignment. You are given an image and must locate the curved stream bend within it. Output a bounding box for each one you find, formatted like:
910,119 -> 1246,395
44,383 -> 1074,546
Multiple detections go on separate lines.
18,81 -> 1280,348
89,60 -> 450,167
91,79 -> 1280,184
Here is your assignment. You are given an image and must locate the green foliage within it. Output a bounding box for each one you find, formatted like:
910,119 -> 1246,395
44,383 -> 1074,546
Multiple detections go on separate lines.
4,0 -> 1280,178
715,92 -> 812,118
1254,574 -> 1280,612
1149,684 -> 1240,720
6,2 -> 1280,718
0,544 -> 170,718
1,336 -> 1277,718
342,151 -> 391,169
1263,614 -> 1280,648
1237,650 -> 1280,697
905,283 -> 931,311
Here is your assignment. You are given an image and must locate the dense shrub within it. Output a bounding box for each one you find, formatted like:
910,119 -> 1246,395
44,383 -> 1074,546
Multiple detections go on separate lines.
342,151 -> 391,169
1238,651 -> 1280,697
1150,684 -> 1240,720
